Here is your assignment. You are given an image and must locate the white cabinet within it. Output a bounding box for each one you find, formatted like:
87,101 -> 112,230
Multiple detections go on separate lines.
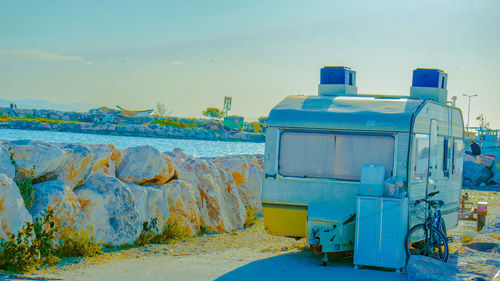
354,196 -> 408,271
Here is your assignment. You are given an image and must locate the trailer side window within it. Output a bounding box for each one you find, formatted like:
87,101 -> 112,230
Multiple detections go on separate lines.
443,138 -> 450,177
333,134 -> 394,180
452,139 -> 464,175
279,132 -> 336,178
412,134 -> 429,181
278,132 -> 394,180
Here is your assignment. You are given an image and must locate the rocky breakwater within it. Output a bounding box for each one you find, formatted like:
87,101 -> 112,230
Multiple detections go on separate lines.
0,140 -> 263,245
0,107 -> 265,142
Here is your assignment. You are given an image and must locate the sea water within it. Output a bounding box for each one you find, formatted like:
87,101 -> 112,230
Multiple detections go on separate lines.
0,128 -> 264,157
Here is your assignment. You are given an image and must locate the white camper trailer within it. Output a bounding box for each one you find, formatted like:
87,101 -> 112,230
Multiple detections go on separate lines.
262,66 -> 464,268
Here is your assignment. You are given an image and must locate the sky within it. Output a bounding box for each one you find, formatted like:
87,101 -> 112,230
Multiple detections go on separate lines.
0,0 -> 499,127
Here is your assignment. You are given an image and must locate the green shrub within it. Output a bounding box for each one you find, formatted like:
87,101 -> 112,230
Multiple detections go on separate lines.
198,224 -> 214,235
134,217 -> 187,246
0,209 -> 60,273
243,205 -> 258,228
149,119 -> 199,129
55,227 -> 103,258
9,153 -> 36,210
16,175 -> 35,209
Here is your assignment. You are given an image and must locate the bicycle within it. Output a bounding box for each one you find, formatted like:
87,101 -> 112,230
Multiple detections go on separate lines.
404,190 -> 449,262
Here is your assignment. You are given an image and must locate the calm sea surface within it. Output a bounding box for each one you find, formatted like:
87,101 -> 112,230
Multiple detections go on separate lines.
0,129 -> 264,157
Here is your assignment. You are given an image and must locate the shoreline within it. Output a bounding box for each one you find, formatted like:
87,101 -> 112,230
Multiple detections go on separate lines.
0,126 -> 265,144
0,107 -> 265,143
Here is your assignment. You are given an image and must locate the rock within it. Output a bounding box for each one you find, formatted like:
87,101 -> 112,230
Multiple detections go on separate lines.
407,255 -> 460,281
477,155 -> 494,168
127,183 -> 169,233
0,146 -> 15,180
162,180 -> 201,235
55,144 -> 93,189
49,143 -> 122,189
86,144 -> 121,177
203,155 -> 264,215
173,154 -> 245,233
74,173 -> 141,245
493,157 -> 500,185
29,180 -> 87,237
233,156 -> 263,215
117,145 -> 175,186
6,140 -> 66,180
0,174 -> 33,239
463,160 -> 493,186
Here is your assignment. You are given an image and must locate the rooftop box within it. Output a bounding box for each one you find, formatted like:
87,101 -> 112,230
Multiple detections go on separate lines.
318,66 -> 358,96
410,68 -> 448,104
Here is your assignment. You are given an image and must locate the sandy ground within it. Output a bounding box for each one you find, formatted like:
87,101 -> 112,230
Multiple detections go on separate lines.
1,220 -> 404,281
447,188 -> 500,280
1,188 -> 498,281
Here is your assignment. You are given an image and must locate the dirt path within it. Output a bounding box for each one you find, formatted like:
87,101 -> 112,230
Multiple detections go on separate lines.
3,189 -> 497,281
4,220 -> 404,281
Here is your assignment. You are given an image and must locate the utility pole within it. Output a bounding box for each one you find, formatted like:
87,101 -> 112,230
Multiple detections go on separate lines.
463,93 -> 477,136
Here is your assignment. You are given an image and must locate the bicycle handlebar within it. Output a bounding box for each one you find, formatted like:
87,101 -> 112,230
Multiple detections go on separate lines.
414,190 -> 440,205
428,191 -> 440,197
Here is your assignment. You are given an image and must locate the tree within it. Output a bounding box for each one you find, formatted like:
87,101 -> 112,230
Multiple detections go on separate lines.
202,107 -> 225,120
155,102 -> 172,116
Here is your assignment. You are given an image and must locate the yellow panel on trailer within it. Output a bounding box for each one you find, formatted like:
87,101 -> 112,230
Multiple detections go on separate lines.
262,201 -> 308,237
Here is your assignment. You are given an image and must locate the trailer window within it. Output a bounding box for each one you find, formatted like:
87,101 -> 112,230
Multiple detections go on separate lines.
412,134 -> 429,181
443,138 -> 450,176
278,132 -> 394,180
452,139 -> 464,175
279,132 -> 336,178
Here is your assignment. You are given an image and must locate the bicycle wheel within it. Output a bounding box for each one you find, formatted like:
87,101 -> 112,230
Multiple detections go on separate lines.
439,217 -> 447,236
405,224 -> 449,262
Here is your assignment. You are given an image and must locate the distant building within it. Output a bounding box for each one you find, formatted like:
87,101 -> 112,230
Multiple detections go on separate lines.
223,116 -> 244,131
89,106 -> 121,123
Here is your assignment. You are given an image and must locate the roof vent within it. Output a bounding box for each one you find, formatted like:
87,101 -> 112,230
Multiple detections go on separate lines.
318,66 -> 358,96
410,68 -> 448,104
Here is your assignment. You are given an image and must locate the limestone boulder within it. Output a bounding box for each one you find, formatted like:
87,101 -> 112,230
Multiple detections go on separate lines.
240,156 -> 264,215
204,155 -> 264,215
55,144 -> 93,189
209,160 -> 246,230
0,146 -> 15,180
29,180 -> 87,237
117,145 -> 175,186
0,174 -> 33,239
407,255 -> 460,281
6,140 -> 65,180
127,183 -> 169,233
161,180 -> 201,235
463,160 -> 493,186
74,173 -> 141,245
174,155 -> 245,233
86,144 -> 121,177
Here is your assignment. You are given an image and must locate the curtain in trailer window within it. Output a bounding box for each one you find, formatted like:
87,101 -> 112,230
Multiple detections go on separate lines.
333,135 -> 394,180
279,132 -> 336,178
279,132 -> 394,180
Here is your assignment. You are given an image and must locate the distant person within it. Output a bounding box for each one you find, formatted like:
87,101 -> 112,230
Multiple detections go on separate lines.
9,103 -> 13,109
470,139 -> 481,157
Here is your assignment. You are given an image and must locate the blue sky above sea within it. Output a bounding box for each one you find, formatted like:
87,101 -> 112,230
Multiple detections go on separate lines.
0,0 -> 499,127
